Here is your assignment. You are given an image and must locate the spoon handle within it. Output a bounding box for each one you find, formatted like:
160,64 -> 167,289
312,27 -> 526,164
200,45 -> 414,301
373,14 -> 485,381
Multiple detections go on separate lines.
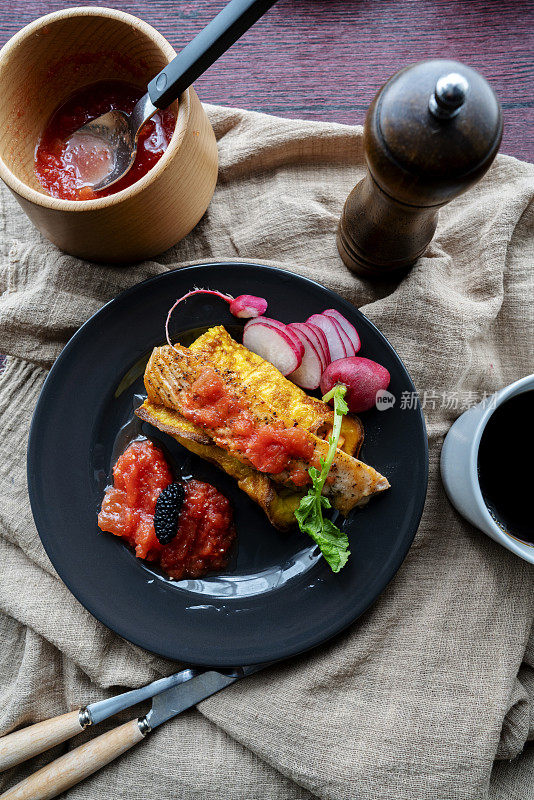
147,0 -> 278,108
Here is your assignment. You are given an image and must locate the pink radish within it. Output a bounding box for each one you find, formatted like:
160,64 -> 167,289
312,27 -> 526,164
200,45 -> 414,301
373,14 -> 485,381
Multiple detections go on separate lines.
288,323 -> 327,371
300,322 -> 330,366
329,317 -> 356,358
320,357 -> 391,413
287,326 -> 324,389
243,320 -> 303,376
165,288 -> 268,347
307,314 -> 346,362
229,294 -> 268,318
322,309 -> 361,353
245,316 -> 304,361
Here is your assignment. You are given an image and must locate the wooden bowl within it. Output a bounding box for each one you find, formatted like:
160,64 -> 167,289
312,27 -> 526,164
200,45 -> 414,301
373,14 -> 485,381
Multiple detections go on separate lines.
0,7 -> 218,263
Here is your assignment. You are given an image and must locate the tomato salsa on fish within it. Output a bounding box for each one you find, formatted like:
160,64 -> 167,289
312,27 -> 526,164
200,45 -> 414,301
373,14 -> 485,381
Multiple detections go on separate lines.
181,368 -> 315,477
98,440 -> 235,580
35,80 -> 175,200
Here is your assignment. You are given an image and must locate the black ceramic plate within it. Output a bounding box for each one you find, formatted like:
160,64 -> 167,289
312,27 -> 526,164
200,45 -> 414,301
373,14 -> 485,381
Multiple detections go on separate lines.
27,263 -> 427,667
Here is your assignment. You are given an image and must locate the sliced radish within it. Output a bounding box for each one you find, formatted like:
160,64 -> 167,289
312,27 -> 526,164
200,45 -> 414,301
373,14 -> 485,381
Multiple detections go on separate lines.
243,320 -> 302,375
287,327 -> 324,390
288,323 -> 327,371
306,314 -> 346,362
303,322 -> 330,365
288,324 -> 324,371
329,317 -> 357,358
322,309 -> 361,353
245,316 -> 304,361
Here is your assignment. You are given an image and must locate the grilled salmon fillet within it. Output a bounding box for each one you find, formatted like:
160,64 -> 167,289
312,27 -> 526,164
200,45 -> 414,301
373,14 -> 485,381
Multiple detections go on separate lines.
140,337 -> 389,515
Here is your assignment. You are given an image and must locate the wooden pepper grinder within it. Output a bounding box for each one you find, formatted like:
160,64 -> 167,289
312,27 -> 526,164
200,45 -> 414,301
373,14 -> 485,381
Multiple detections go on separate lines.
337,59 -> 503,277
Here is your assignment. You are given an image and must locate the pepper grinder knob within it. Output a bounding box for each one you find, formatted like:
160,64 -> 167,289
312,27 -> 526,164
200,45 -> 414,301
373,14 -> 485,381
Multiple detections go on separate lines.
429,72 -> 469,118
337,59 -> 503,278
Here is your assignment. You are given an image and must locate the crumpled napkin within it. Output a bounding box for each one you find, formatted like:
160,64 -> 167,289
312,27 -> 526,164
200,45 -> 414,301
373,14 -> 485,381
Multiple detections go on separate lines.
0,103 -> 533,800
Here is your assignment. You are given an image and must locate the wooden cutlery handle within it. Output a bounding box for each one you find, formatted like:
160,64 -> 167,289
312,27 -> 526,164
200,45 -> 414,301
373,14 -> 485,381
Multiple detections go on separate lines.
0,719 -> 145,800
0,711 -> 83,773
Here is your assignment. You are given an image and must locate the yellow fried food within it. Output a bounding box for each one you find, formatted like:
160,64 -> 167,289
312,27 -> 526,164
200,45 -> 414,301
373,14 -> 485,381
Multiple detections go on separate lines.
141,340 -> 389,515
189,326 -> 363,456
136,400 -> 302,530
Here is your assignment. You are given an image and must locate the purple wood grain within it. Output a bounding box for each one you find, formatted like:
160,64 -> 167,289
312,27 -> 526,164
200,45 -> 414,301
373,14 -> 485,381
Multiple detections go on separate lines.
0,0 -> 532,161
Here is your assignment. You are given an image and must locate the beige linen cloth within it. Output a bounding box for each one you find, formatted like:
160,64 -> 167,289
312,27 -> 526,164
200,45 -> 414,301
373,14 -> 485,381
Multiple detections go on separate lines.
0,104 -> 533,800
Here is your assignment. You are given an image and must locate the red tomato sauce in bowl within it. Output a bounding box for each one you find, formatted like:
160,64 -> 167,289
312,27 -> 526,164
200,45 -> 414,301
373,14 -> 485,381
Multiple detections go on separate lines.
35,80 -> 175,200
98,439 -> 235,580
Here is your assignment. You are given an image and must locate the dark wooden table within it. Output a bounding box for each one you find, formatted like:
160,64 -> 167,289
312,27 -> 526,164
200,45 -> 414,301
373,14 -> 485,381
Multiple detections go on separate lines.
0,0 -> 532,161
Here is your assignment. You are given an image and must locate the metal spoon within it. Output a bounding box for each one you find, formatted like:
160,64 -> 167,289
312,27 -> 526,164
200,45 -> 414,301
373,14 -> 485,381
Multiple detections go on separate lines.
67,0 -> 278,193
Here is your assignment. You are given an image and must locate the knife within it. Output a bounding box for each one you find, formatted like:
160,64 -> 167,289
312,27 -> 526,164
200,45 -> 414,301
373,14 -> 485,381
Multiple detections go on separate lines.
0,664 -> 266,800
0,667 -> 199,774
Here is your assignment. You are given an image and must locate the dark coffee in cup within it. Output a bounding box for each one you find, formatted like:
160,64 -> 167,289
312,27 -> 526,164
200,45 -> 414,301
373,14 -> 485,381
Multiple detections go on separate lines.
477,390 -> 533,544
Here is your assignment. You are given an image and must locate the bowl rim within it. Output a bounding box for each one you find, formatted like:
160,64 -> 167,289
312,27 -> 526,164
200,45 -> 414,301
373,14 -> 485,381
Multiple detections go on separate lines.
469,373 -> 534,560
0,6 -> 190,212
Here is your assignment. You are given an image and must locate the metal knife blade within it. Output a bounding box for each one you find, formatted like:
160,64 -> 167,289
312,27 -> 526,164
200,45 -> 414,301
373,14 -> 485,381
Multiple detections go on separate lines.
144,663 -> 268,730
86,667 -> 197,725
